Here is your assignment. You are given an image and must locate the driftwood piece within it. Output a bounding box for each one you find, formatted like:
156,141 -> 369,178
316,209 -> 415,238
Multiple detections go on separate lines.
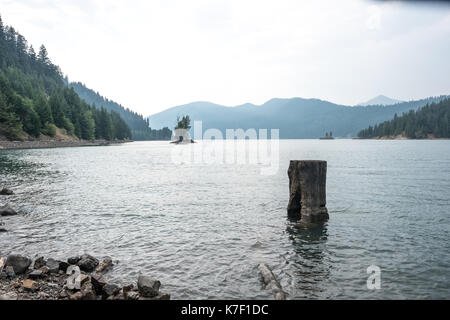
258,263 -> 286,300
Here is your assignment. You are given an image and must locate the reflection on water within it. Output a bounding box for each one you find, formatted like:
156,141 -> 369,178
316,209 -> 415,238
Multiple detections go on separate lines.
285,223 -> 330,299
1,140 -> 450,299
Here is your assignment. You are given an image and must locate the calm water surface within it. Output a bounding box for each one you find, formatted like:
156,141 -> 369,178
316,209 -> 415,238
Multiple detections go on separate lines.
1,140 -> 449,299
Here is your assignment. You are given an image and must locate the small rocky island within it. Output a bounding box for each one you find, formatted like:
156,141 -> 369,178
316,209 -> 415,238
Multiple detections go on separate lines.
0,253 -> 170,300
170,115 -> 195,144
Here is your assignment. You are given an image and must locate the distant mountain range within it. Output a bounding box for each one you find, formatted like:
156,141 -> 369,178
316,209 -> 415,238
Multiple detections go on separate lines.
147,96 -> 449,139
358,95 -> 404,106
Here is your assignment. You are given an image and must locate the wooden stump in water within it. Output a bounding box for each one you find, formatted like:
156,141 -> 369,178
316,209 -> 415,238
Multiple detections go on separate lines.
287,160 -> 329,225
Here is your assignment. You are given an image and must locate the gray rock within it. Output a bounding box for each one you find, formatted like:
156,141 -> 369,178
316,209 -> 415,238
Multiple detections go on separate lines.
0,188 -> 14,195
28,269 -> 43,279
79,274 -> 89,286
0,205 -> 17,216
33,256 -> 46,269
138,292 -> 170,300
0,271 -> 7,280
38,266 -> 50,275
5,266 -> 15,279
67,256 -> 81,265
77,254 -> 99,272
125,291 -> 139,300
122,283 -> 134,293
46,258 -> 60,274
95,257 -> 113,274
58,261 -> 69,272
103,283 -> 120,298
5,254 -> 31,274
80,282 -> 97,300
91,273 -> 107,294
137,275 -> 161,298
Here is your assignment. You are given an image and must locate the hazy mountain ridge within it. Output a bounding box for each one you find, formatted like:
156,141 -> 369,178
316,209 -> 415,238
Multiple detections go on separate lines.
148,96 -> 449,138
358,95 -> 404,106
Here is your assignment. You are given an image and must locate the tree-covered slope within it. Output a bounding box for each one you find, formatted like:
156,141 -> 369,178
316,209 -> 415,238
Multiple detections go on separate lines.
0,14 -> 131,141
358,98 -> 450,139
69,82 -> 171,141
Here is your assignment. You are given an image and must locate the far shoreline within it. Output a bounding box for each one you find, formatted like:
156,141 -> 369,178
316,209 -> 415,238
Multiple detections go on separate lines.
352,136 -> 450,140
0,139 -> 133,151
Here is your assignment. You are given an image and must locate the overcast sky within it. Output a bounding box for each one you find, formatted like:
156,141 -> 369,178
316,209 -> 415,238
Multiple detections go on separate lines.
1,0 -> 449,115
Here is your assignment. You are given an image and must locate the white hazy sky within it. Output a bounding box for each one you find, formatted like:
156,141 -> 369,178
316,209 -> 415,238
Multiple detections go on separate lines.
1,0 -> 449,115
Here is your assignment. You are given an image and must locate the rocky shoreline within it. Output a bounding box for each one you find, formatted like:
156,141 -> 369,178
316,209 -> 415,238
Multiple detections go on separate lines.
0,253 -> 170,300
1,187 -> 169,301
0,139 -> 132,150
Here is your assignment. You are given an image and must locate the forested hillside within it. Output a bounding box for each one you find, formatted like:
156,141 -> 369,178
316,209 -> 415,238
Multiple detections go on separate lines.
0,14 -> 131,141
69,82 -> 171,140
358,98 -> 450,139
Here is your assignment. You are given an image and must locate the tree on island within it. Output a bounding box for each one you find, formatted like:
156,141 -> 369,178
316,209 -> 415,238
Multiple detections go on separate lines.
175,115 -> 191,130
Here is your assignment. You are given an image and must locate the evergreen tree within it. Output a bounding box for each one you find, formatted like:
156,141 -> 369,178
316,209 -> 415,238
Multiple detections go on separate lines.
0,15 -> 132,141
34,94 -> 53,127
38,44 -> 50,65
358,98 -> 450,139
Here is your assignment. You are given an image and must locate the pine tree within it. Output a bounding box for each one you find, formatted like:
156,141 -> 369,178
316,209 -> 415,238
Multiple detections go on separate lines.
34,94 -> 53,126
38,45 -> 50,65
0,16 -> 132,141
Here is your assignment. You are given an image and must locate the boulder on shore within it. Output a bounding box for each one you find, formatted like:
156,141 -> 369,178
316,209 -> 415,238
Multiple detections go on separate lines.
95,257 -> 113,274
0,188 -> 14,195
0,205 -> 17,217
67,256 -> 81,265
5,255 -> 31,274
45,258 -> 60,274
137,275 -> 161,298
102,283 -> 120,298
33,257 -> 46,269
77,254 -> 99,272
1,253 -> 171,300
91,273 -> 107,294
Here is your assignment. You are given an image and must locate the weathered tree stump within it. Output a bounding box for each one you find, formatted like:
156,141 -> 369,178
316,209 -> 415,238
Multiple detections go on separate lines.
287,160 -> 329,224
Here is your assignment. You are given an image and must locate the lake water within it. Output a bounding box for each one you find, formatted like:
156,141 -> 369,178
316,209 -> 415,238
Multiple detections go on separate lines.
1,140 -> 449,299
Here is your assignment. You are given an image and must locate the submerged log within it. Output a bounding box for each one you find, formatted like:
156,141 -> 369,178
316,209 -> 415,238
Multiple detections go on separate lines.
258,263 -> 286,300
287,160 -> 329,224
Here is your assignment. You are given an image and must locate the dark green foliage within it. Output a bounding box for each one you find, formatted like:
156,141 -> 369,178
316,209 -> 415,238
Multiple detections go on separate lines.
69,82 -> 171,140
0,13 -> 131,141
42,122 -> 56,137
175,115 -> 191,130
358,98 -> 450,139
